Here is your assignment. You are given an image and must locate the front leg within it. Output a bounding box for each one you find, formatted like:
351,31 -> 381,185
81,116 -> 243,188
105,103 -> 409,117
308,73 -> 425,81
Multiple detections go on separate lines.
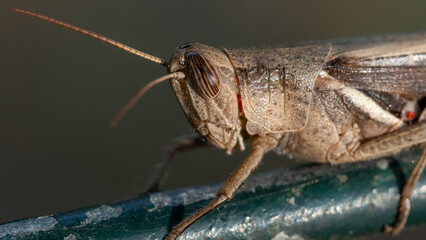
164,135 -> 277,240
145,134 -> 206,193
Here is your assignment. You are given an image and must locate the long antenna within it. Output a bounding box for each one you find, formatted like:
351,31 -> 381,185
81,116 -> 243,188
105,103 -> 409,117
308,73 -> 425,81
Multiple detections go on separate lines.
109,72 -> 185,127
12,9 -> 166,65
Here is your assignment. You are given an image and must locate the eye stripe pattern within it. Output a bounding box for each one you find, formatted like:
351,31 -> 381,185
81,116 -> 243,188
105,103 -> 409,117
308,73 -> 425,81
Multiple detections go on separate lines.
185,52 -> 220,98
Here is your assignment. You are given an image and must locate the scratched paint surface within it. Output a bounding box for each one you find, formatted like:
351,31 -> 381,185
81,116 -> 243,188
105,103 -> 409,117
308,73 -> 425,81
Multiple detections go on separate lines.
0,149 -> 425,239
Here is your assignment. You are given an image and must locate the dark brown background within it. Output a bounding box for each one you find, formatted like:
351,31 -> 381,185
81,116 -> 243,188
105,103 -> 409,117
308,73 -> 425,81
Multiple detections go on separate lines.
1,0 -> 425,238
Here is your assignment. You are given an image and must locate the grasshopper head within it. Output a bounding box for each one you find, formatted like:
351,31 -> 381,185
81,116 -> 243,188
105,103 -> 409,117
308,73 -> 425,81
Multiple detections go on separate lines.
11,9 -> 245,153
167,43 -> 243,152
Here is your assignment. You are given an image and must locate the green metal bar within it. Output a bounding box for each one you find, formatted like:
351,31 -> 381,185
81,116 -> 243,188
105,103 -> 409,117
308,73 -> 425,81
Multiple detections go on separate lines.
1,149 -> 425,240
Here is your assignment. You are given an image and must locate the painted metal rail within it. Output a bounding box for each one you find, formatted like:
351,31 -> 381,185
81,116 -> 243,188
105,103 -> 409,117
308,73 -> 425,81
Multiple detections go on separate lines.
1,149 -> 425,239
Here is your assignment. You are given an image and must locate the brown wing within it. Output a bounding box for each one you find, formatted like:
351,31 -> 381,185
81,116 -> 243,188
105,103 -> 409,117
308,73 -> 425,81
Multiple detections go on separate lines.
325,33 -> 426,97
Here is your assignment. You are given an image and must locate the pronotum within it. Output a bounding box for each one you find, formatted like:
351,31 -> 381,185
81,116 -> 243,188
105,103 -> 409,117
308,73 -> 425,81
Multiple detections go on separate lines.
13,9 -> 426,240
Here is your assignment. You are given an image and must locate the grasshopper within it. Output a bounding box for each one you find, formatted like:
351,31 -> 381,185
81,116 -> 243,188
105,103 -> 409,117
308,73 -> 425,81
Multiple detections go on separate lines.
13,9 -> 426,240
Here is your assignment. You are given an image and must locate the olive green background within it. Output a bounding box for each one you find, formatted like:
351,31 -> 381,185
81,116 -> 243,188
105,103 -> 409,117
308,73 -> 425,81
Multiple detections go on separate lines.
0,0 -> 425,238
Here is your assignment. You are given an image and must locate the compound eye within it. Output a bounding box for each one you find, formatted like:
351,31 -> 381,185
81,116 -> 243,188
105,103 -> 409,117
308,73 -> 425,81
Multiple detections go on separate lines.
184,52 -> 220,99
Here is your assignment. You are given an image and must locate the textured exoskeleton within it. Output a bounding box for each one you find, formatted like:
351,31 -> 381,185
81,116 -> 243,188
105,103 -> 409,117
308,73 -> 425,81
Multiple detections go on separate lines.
165,34 -> 425,239
13,9 -> 426,240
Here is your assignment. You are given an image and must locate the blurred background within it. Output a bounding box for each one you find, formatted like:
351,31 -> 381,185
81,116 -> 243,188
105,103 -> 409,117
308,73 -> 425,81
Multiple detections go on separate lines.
0,0 -> 425,238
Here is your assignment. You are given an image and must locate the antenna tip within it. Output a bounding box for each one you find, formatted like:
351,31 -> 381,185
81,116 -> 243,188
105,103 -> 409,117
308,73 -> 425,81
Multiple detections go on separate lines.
109,120 -> 119,128
12,9 -> 30,15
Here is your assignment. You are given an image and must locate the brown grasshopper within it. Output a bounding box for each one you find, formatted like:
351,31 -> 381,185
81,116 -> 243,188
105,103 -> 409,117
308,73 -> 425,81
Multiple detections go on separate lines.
13,9 -> 426,240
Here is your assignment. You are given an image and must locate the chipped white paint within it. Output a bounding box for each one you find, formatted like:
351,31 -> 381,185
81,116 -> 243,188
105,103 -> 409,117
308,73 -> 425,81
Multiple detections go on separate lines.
336,174 -> 348,183
0,216 -> 58,238
149,185 -> 219,210
81,205 -> 122,225
64,234 -> 77,240
291,187 -> 302,197
420,184 -> 426,194
413,180 -> 426,200
271,230 -> 304,240
148,164 -> 362,211
148,169 -> 299,210
286,197 -> 296,206
376,159 -> 389,170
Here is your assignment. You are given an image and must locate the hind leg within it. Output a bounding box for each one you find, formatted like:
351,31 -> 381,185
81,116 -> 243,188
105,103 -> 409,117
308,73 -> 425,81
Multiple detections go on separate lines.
340,121 -> 426,234
385,148 -> 426,234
